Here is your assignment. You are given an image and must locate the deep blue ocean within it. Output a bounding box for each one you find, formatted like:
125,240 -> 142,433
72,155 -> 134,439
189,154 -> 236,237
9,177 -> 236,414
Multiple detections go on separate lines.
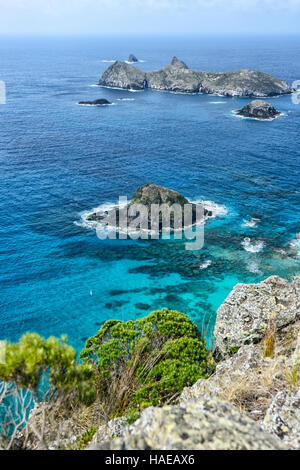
0,35 -> 299,352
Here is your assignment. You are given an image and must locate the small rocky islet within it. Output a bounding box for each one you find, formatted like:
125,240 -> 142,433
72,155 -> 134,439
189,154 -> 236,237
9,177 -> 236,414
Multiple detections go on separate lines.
98,56 -> 293,96
78,98 -> 111,106
86,183 -> 213,231
236,99 -> 281,120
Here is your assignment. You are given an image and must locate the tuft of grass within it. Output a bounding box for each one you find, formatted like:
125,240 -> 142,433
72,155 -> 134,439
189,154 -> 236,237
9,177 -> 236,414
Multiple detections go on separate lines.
285,361 -> 299,390
73,427 -> 97,450
264,314 -> 277,358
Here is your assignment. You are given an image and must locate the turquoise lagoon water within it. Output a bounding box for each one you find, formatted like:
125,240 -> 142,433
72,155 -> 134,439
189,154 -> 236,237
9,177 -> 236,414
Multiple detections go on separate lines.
0,35 -> 299,352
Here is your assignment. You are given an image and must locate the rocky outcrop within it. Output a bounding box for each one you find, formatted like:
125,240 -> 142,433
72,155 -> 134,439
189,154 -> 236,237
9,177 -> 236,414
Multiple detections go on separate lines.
88,397 -> 287,450
214,275 -> 300,359
128,54 -> 138,63
263,390 -> 300,449
99,61 -> 147,90
78,98 -> 111,106
86,183 -> 212,230
236,100 -> 281,120
99,58 -> 293,97
130,183 -> 189,209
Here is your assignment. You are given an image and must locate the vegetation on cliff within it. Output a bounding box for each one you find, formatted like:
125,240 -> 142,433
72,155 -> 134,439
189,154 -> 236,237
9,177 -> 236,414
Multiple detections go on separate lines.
0,309 -> 213,449
80,308 -> 214,415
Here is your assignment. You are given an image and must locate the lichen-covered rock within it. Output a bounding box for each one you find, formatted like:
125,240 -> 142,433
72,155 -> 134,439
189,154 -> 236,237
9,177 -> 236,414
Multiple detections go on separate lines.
90,418 -> 127,446
180,344 -> 264,404
98,58 -> 293,97
236,100 -> 280,120
214,276 -> 300,359
88,397 -> 287,450
263,390 -> 300,449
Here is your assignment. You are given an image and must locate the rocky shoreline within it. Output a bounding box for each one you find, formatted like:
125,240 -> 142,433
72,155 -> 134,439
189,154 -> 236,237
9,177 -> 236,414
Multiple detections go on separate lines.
98,56 -> 293,97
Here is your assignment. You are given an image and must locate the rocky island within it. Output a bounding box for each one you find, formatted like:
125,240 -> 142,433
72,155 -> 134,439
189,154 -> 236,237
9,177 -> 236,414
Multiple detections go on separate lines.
98,56 -> 293,97
86,183 -> 212,231
236,100 -> 281,120
78,98 -> 111,106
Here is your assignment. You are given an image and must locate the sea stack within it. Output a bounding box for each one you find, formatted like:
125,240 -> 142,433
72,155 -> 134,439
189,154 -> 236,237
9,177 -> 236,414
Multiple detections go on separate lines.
128,54 -> 138,63
236,100 -> 280,120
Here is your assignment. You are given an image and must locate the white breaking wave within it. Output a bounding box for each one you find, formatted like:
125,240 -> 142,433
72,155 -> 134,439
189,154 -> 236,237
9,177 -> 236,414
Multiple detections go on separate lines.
116,98 -> 135,101
242,237 -> 265,253
101,60 -> 117,63
77,102 -> 115,107
242,217 -> 261,228
210,101 -> 226,104
199,260 -> 212,270
232,110 -> 283,121
76,198 -> 227,235
289,234 -> 300,258
125,60 -> 146,64
191,200 -> 228,218
246,259 -> 263,275
98,85 -> 143,93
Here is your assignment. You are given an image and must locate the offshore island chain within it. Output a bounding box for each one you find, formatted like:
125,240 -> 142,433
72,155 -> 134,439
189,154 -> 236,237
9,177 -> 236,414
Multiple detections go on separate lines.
98,56 -> 293,97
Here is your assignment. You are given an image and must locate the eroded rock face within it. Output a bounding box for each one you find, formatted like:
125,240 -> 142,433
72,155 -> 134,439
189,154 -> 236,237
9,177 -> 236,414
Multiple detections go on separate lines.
236,100 -> 280,120
99,60 -> 146,90
263,390 -> 300,449
88,397 -> 286,450
98,58 -> 293,96
214,276 -> 300,359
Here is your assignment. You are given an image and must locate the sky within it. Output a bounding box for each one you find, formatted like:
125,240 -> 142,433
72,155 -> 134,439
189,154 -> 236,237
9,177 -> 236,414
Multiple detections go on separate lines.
0,0 -> 300,35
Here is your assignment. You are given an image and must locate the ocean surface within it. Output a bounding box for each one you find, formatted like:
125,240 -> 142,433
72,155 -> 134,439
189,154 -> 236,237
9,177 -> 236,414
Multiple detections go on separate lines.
0,35 -> 299,352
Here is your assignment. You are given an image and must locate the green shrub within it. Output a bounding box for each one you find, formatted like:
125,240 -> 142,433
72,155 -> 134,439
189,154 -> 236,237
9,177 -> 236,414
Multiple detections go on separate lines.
0,333 -> 96,405
80,308 -> 214,416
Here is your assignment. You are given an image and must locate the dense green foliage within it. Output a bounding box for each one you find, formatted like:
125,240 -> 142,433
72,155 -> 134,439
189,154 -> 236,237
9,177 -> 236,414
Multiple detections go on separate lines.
80,308 -> 214,413
0,333 -> 95,405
